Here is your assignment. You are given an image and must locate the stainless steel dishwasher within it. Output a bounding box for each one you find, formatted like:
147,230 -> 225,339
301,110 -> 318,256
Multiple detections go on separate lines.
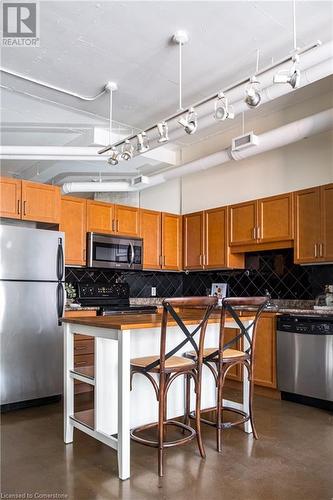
277,314 -> 333,410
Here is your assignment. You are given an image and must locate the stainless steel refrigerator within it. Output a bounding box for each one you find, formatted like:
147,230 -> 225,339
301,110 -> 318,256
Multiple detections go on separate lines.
0,225 -> 65,409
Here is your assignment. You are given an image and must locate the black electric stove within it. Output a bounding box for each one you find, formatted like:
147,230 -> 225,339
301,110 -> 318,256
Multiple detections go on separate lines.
76,282 -> 157,316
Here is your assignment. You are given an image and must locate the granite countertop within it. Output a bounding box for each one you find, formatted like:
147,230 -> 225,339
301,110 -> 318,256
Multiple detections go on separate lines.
64,305 -> 100,312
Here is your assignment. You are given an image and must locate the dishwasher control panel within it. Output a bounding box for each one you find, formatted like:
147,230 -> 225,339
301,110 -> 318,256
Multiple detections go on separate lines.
277,315 -> 333,335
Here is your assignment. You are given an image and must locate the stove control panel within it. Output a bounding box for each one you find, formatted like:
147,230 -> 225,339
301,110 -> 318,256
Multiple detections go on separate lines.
77,282 -> 129,300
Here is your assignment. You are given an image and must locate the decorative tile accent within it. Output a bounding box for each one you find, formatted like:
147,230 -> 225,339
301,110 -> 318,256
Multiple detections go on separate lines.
66,249 -> 333,300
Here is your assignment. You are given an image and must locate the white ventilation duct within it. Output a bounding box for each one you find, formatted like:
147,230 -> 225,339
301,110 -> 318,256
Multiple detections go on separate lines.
61,181 -> 134,195
62,108 -> 333,194
141,108 -> 333,189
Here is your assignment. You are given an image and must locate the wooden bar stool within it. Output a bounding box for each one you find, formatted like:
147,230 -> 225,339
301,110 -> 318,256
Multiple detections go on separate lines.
130,296 -> 217,476
184,296 -> 268,452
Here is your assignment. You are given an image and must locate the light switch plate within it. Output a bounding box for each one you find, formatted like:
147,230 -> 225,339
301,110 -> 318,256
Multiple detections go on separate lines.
151,286 -> 156,297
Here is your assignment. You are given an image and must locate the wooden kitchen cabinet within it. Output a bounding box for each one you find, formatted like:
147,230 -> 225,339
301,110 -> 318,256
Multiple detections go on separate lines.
320,183 -> 333,262
253,314 -> 277,389
258,193 -> 294,243
115,204 -> 140,237
161,212 -> 182,271
225,313 -> 277,389
140,209 -> 161,270
183,211 -> 204,269
183,207 -> 244,270
294,186 -> 322,264
230,193 -> 293,251
60,196 -> 87,265
229,200 -> 257,247
0,177 -> 21,219
86,200 -> 114,234
21,181 -> 61,223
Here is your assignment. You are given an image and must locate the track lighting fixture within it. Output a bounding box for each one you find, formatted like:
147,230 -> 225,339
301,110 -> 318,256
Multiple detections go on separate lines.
273,54 -> 301,89
157,121 -> 169,143
178,107 -> 198,134
107,147 -> 120,166
214,92 -> 235,121
136,132 -> 149,153
120,140 -> 134,161
245,76 -> 261,108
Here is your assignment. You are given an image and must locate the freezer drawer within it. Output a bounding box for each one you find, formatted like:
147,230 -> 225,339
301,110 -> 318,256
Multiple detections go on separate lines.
0,281 -> 64,405
277,330 -> 333,401
0,225 -> 64,281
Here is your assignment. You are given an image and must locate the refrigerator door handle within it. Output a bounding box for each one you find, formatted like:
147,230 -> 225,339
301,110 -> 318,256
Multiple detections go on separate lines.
57,238 -> 64,281
57,282 -> 65,326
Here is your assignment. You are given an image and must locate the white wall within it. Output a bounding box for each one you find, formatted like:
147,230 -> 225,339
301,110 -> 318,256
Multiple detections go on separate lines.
139,89 -> 333,214
140,178 -> 182,214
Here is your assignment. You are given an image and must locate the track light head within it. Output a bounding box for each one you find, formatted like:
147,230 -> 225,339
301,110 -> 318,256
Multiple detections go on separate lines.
136,132 -> 149,153
214,92 -> 235,121
273,54 -> 301,89
120,140 -> 134,161
107,147 -> 120,166
157,122 -> 169,143
178,107 -> 198,134
245,76 -> 261,108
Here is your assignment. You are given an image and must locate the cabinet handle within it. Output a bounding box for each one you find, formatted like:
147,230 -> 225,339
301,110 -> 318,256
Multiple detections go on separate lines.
257,226 -> 261,239
314,243 -> 318,258
83,248 -> 86,261
199,254 -> 202,266
23,201 -> 27,216
319,243 -> 323,258
252,227 -> 256,240
163,255 -> 166,266
203,254 -> 206,266
112,219 -> 115,232
17,199 -> 20,215
116,219 -> 119,232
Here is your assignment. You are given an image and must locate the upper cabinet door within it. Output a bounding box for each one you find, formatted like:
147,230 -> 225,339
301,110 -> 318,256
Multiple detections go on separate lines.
21,181 -> 60,223
294,187 -> 321,264
204,207 -> 227,269
229,200 -> 257,246
258,193 -> 294,243
60,197 -> 87,266
115,205 -> 140,237
140,209 -> 161,270
161,213 -> 182,271
86,200 -> 114,234
321,183 -> 333,262
0,177 -> 21,220
183,212 -> 204,269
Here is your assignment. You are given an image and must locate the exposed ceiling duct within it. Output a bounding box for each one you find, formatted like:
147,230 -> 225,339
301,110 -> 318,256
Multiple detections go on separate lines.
61,108 -> 333,195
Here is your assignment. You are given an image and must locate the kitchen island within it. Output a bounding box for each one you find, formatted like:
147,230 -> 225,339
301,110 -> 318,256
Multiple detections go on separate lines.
62,311 -> 255,480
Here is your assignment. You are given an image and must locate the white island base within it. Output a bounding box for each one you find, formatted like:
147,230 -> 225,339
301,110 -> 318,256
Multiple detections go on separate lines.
63,315 -> 254,480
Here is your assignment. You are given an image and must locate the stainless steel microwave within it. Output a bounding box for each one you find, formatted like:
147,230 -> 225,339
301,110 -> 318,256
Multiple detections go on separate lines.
87,233 -> 143,270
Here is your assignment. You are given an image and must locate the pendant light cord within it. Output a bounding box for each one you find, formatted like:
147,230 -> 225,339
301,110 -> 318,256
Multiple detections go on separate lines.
109,88 -> 113,144
293,0 -> 297,51
179,41 -> 183,111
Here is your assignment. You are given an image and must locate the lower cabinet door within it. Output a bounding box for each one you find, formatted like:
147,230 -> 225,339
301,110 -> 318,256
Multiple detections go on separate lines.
253,315 -> 277,388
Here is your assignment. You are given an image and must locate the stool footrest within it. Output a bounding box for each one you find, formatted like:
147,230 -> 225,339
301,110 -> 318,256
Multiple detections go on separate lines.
130,420 -> 196,448
188,405 -> 250,429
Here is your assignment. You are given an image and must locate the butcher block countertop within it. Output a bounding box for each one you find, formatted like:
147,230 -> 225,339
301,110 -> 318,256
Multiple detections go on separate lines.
61,310 -> 256,331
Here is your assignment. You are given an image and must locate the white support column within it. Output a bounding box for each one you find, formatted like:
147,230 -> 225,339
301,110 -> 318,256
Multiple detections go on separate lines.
64,323 -> 74,444
117,330 -> 131,480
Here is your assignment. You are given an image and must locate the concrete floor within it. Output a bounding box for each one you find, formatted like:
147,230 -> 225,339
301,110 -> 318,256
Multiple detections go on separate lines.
1,391 -> 333,500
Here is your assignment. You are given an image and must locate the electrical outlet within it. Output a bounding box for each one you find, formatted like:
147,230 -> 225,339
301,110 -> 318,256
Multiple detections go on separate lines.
151,286 -> 156,297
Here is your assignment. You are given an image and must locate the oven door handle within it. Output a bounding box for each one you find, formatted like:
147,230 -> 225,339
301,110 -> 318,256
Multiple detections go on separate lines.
128,242 -> 135,267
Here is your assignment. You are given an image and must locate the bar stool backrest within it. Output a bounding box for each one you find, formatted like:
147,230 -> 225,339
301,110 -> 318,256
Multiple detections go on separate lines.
142,296 -> 218,373
205,297 -> 268,363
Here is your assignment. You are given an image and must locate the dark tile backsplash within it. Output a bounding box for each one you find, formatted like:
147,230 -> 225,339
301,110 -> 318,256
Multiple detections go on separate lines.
66,250 -> 333,300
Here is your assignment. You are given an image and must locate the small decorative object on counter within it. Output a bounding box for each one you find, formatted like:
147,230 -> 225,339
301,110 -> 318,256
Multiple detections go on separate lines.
315,285 -> 333,309
65,282 -> 77,306
211,283 -> 228,306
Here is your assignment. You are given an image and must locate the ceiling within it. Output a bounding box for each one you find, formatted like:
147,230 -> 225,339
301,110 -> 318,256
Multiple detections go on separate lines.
1,1 -> 333,186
